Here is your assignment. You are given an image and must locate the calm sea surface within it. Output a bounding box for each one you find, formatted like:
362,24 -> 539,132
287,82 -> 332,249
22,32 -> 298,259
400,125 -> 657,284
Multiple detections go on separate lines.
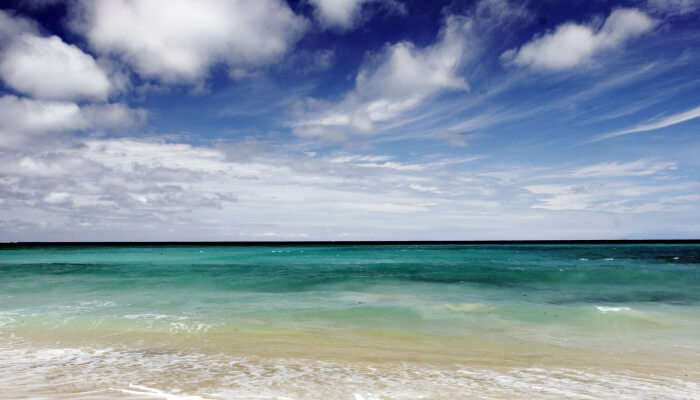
1,244 -> 699,399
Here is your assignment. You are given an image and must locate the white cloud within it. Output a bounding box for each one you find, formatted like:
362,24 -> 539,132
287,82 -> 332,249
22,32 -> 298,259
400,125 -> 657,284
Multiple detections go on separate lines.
0,96 -> 84,143
571,160 -> 677,177
0,10 -> 115,102
409,183 -> 442,194
308,0 -> 369,29
292,125 -> 347,142
0,137 -> 457,239
329,154 -> 392,163
294,0 -> 532,142
471,0 -> 531,27
327,153 -> 424,170
0,134 -> 697,239
81,103 -> 147,129
647,0 -> 700,15
523,158 -> 686,211
72,0 -> 308,82
294,15 -> 471,138
44,192 -> 71,205
504,8 -> 656,71
592,105 -> 700,141
354,18 -> 469,107
308,0 -> 405,30
524,179 -> 699,212
525,184 -> 593,210
0,95 -> 145,149
0,10 -> 38,42
0,33 -> 112,101
435,130 -> 469,146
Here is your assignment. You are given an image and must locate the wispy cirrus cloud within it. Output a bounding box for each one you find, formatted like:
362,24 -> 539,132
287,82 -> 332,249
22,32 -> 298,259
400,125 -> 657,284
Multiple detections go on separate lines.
570,159 -> 677,177
591,105 -> 700,142
647,0 -> 700,15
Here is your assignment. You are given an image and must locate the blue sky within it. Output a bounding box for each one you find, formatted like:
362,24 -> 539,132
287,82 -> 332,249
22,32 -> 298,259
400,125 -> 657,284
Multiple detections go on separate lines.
0,0 -> 698,240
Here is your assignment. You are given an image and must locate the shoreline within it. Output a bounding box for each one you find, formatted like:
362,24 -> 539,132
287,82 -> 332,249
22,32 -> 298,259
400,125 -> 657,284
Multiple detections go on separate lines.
2,339 -> 699,400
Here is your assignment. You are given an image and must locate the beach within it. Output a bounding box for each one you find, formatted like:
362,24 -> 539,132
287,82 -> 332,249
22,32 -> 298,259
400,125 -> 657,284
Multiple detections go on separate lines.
1,244 -> 699,399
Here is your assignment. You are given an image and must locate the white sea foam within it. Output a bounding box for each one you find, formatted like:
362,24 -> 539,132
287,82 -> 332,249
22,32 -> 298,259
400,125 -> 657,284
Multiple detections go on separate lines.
443,303 -> 492,313
42,300 -> 117,316
116,384 -> 212,400
0,311 -> 18,328
596,306 -> 632,313
0,344 -> 698,399
169,321 -> 212,334
123,313 -> 171,320
120,314 -> 213,333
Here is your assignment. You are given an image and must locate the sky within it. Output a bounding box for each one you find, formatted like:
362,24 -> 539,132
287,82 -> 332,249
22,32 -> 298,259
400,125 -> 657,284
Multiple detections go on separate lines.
0,0 -> 698,241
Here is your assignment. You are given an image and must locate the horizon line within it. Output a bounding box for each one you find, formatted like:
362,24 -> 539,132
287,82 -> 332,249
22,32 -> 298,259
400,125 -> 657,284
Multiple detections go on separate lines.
1,239 -> 699,248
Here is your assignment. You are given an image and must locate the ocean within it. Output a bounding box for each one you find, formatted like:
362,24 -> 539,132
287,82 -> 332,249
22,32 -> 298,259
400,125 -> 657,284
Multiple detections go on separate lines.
1,243 -> 699,399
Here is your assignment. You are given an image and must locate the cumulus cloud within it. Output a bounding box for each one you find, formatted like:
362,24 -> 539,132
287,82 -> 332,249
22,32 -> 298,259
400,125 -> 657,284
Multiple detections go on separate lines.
0,9 -> 116,101
71,0 -> 308,82
0,95 -> 145,149
503,8 -> 656,71
0,96 -> 84,148
308,0 -> 406,30
0,9 -> 38,41
80,103 -> 148,129
294,15 -> 471,139
353,17 -> 469,106
0,34 -> 112,101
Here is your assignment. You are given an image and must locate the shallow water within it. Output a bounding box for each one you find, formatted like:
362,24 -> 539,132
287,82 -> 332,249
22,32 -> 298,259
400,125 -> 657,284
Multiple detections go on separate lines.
1,244 -> 699,399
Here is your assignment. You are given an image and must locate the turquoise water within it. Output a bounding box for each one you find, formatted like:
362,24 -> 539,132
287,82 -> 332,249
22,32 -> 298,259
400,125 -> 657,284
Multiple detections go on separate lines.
1,244 -> 699,399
